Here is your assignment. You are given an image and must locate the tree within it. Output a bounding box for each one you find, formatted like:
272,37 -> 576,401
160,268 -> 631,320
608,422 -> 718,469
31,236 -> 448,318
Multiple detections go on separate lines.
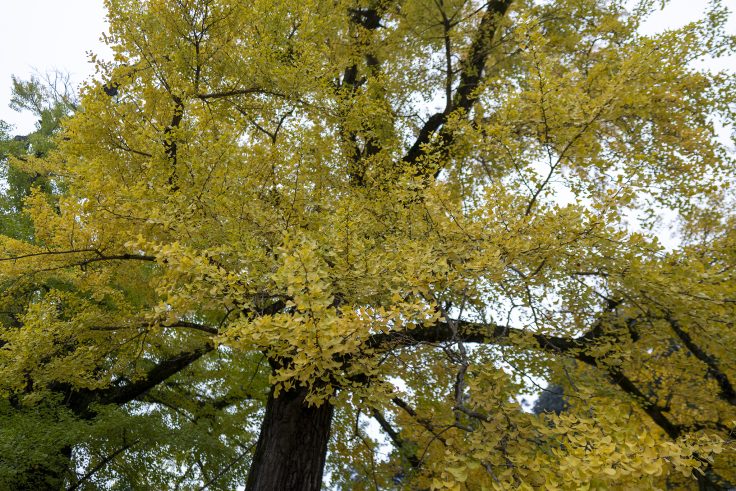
1,74 -> 264,490
1,0 -> 735,489
0,71 -> 78,240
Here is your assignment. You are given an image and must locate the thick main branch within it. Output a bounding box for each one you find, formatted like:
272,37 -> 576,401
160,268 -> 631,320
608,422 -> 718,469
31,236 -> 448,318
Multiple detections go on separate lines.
402,0 -> 513,171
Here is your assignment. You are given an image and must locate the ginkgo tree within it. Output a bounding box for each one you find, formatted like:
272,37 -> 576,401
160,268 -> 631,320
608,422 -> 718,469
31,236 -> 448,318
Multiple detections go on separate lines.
1,0 -> 735,489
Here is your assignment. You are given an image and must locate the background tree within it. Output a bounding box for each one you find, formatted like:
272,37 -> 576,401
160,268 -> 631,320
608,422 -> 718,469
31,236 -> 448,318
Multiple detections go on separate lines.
0,73 -> 268,490
0,71 -> 77,240
1,0 -> 735,489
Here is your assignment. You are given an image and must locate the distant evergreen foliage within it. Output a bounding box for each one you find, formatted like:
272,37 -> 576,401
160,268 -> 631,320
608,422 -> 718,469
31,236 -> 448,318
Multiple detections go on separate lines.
0,72 -> 77,241
533,384 -> 568,415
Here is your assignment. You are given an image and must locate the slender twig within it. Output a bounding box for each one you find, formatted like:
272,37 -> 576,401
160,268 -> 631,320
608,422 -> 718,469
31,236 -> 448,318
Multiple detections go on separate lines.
67,439 -> 140,491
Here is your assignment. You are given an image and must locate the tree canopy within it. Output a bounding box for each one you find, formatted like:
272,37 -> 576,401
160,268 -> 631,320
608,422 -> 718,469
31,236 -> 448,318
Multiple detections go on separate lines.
1,0 -> 735,489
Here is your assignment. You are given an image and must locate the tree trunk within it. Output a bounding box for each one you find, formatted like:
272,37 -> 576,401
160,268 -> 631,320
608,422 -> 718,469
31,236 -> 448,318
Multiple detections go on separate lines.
245,384 -> 334,491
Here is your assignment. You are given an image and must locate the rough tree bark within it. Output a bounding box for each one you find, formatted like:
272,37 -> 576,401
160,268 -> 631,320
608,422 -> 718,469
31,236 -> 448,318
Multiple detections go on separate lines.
245,384 -> 334,491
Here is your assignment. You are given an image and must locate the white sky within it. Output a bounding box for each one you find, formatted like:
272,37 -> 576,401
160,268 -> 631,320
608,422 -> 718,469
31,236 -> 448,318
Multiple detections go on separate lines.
0,0 -> 109,134
0,0 -> 734,134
